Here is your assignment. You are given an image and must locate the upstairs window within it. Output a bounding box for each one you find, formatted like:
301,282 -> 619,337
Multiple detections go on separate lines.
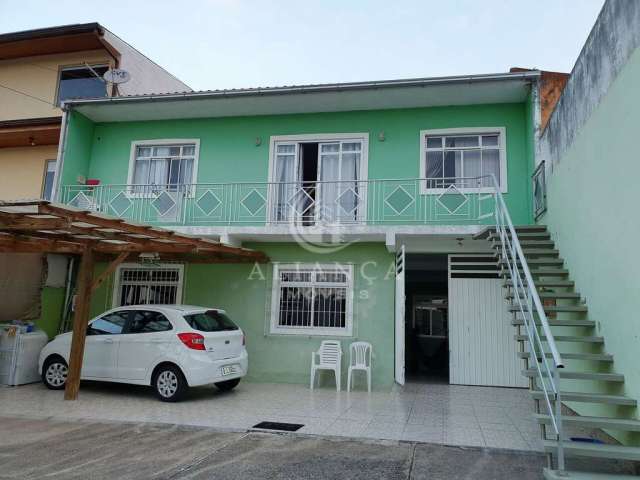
57,65 -> 109,104
420,128 -> 507,193
129,141 -> 199,190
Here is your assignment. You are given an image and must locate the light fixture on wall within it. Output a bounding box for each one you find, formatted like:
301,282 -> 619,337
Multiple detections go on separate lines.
378,131 -> 385,142
255,136 -> 262,146
28,136 -> 36,146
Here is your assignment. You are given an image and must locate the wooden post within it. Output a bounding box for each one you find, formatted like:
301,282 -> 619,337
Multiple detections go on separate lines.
64,247 -> 94,400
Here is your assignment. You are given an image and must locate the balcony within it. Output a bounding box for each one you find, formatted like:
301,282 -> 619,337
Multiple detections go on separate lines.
60,177 -> 496,228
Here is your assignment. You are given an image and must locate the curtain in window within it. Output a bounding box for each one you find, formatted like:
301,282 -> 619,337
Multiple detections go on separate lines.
273,143 -> 298,222
318,143 -> 341,223
339,143 -> 360,222
149,159 -> 169,187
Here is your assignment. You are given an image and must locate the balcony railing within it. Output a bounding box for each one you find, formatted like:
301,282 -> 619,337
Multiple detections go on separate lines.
60,177 -> 496,227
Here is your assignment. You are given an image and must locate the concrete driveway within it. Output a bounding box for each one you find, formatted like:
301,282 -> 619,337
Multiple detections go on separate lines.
0,416 -> 547,480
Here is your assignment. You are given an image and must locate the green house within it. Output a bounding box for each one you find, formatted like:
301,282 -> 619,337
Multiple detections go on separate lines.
54,71 -> 540,390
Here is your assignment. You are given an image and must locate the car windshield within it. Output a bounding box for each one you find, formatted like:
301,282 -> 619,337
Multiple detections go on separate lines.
184,310 -> 239,332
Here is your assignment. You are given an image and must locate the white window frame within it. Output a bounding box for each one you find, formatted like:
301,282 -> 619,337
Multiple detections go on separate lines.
419,127 -> 508,195
270,263 -> 354,337
112,263 -> 184,308
267,133 -> 369,225
268,133 -> 369,184
126,139 -> 200,197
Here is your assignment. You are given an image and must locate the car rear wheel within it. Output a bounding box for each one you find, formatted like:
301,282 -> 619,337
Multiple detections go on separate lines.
42,356 -> 68,390
153,365 -> 187,402
215,378 -> 240,392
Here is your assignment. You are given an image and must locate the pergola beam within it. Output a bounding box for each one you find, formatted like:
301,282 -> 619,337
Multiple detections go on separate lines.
0,235 -> 84,254
90,251 -> 129,293
38,203 -> 262,259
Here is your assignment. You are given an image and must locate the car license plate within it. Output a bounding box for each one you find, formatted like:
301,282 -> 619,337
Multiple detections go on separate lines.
221,365 -> 235,376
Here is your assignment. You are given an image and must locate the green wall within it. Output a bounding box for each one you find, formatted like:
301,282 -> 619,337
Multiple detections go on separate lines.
183,243 -> 395,388
60,111 -> 95,188
542,48 -> 640,443
34,286 -> 65,339
64,103 -> 534,224
88,244 -> 395,389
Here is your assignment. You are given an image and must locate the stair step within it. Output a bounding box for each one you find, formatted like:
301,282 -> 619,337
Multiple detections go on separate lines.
511,318 -> 595,327
544,440 -> 640,462
535,414 -> 640,432
499,258 -> 564,266
507,292 -> 582,300
502,268 -> 569,277
489,232 -> 551,242
518,352 -> 613,362
509,305 -> 588,313
544,468 -> 639,480
505,280 -> 574,287
516,335 -> 604,344
531,390 -> 636,406
523,369 -> 624,382
473,225 -> 548,240
522,249 -> 560,256
494,240 -> 555,248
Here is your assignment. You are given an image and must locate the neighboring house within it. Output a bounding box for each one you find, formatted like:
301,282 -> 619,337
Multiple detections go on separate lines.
0,23 -> 189,338
0,22 -> 190,200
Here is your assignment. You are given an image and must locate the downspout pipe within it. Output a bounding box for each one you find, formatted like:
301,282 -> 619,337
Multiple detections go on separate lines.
51,105 -> 70,202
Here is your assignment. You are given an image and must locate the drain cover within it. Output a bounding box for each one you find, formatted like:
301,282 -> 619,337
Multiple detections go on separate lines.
252,421 -> 304,432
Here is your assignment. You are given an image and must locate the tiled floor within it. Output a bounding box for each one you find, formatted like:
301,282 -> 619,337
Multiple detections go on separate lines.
0,379 -> 544,451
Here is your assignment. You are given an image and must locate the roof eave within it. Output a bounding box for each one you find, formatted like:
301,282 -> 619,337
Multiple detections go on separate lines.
64,70 -> 541,108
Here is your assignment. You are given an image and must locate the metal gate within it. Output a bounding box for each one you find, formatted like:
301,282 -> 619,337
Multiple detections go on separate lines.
448,254 -> 526,388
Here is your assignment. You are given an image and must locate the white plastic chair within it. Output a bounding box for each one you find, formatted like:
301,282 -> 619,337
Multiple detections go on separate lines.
347,341 -> 372,392
310,340 -> 342,391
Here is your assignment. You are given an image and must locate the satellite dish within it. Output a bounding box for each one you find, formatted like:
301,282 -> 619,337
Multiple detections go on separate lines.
103,69 -> 131,84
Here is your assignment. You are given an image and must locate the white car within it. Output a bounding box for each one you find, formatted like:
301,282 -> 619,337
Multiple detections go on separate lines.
39,305 -> 248,402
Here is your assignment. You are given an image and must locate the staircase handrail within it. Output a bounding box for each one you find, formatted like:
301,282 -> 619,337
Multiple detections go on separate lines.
490,174 -> 565,471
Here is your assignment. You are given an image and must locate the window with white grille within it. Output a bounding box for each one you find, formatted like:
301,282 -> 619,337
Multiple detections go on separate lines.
113,264 -> 184,307
128,140 -> 199,190
419,128 -> 507,193
270,264 -> 353,336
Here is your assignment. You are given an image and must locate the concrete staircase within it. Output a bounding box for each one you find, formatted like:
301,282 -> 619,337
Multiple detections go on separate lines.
475,225 -> 639,479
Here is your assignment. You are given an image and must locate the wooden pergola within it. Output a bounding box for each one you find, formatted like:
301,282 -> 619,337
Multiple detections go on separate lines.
0,200 -> 268,400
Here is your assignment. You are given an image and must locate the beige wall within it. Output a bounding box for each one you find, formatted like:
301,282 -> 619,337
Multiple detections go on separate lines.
0,50 -> 114,121
0,145 -> 58,199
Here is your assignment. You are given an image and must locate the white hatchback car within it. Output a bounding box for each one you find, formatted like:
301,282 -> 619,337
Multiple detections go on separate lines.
39,305 -> 248,402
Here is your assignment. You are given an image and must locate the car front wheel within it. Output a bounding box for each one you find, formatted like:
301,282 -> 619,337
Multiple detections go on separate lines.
215,378 -> 240,392
42,356 -> 68,390
153,365 -> 188,402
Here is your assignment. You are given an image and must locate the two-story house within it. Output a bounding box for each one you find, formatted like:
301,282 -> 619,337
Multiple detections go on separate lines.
0,22 -> 190,200
54,70 -> 545,390
0,22 -> 190,337
9,1 -> 640,476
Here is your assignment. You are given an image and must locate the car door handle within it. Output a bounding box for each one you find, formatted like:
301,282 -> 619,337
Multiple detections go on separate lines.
102,338 -> 114,343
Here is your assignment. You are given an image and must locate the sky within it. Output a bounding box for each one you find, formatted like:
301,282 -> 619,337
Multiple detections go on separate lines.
0,0 -> 605,91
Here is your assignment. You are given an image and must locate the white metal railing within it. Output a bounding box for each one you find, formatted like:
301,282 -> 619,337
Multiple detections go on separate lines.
491,174 -> 565,471
60,177 -> 496,227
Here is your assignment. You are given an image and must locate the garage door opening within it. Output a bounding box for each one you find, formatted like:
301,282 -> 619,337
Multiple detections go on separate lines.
404,254 -> 449,383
